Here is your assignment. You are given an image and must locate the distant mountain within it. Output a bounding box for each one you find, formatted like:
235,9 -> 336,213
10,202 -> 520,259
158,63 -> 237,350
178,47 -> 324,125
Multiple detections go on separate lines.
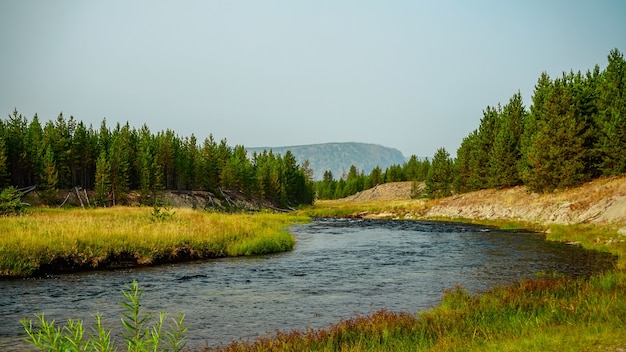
247,142 -> 407,181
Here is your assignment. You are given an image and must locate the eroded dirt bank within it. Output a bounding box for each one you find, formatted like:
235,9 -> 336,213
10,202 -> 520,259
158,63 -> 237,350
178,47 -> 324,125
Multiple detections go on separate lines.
340,177 -> 626,231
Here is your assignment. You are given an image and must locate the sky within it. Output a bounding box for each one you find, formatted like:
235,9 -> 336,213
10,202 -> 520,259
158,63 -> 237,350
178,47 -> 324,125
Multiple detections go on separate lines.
1,1 -> 625,158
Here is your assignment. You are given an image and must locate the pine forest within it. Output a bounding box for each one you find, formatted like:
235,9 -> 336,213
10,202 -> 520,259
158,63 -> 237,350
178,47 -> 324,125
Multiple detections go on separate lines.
1,49 -> 625,205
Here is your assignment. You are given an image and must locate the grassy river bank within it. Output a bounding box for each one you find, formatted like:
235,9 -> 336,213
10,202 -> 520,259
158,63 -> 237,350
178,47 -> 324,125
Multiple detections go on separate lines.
0,207 -> 309,278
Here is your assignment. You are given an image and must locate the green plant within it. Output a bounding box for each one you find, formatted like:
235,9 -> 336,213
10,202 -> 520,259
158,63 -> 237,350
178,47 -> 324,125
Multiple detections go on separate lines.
0,186 -> 26,216
150,199 -> 175,222
21,280 -> 187,352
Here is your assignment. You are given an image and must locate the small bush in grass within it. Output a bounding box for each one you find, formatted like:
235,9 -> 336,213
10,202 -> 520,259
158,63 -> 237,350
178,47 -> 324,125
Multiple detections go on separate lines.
0,186 -> 26,216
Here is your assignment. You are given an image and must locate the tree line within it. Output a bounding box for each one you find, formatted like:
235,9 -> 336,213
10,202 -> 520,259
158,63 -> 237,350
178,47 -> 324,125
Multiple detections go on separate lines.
315,155 -> 431,199
0,114 -> 315,208
317,48 -> 626,199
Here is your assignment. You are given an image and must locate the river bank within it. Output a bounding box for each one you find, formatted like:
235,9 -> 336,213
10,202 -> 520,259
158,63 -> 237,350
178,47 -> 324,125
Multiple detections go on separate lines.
214,178 -> 626,351
305,176 -> 626,267
0,208 -> 308,278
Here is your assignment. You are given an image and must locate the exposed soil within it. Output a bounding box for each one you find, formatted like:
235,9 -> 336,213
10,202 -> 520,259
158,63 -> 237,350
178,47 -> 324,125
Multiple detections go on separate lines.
24,187 -> 282,212
337,177 -> 626,230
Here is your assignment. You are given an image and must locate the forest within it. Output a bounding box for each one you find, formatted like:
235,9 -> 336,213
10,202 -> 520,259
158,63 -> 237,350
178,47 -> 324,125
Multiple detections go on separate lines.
316,48 -> 626,199
0,114 -> 315,208
1,48 -> 624,206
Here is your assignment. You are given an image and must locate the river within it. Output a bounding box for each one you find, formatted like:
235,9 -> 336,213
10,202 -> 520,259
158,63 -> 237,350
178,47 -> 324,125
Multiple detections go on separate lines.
0,218 -> 615,350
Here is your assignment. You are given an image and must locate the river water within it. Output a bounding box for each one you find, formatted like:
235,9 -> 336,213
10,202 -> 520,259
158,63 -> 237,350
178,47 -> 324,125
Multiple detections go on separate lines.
0,218 -> 615,350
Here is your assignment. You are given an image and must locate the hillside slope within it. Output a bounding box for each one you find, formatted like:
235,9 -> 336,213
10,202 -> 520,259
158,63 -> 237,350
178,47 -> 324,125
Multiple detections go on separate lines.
247,142 -> 406,181
333,177 -> 626,229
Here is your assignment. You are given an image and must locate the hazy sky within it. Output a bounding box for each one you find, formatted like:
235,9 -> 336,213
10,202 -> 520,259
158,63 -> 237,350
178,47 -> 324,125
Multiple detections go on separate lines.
1,1 -> 625,158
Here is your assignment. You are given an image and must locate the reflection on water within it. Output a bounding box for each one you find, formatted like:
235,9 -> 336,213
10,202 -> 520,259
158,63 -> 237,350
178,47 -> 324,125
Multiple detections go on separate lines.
0,218 -> 615,350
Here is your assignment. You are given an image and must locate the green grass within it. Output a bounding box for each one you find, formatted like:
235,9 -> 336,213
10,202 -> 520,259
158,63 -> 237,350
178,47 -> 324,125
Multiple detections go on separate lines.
0,207 -> 309,277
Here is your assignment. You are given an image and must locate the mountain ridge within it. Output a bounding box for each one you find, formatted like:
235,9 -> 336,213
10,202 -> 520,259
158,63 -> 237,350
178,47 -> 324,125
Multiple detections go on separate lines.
246,142 -> 407,181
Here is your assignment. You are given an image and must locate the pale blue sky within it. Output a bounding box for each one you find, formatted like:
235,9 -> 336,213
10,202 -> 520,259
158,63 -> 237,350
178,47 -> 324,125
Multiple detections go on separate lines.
1,1 -> 625,158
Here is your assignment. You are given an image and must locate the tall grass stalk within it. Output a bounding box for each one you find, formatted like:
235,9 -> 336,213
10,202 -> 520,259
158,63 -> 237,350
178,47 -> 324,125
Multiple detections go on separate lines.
22,280 -> 187,352
0,208 -> 309,277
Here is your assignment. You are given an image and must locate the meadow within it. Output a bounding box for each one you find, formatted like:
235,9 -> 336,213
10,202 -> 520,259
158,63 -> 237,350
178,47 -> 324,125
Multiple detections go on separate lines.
0,207 -> 309,277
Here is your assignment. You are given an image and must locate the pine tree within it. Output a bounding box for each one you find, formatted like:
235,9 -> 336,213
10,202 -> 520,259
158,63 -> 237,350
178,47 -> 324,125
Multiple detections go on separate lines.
488,92 -> 526,188
137,125 -> 155,204
94,150 -> 111,206
108,123 -> 133,204
384,164 -> 404,182
425,147 -> 454,199
25,115 -> 44,186
5,109 -> 28,187
367,166 -> 383,188
40,145 -> 59,205
521,74 -> 594,192
317,170 -> 336,199
199,135 -> 219,191
403,155 -> 420,181
0,130 -> 8,188
596,48 -> 626,175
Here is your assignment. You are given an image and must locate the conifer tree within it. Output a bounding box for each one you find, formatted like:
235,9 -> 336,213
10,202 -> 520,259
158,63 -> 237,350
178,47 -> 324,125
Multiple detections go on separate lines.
94,150 -> 111,206
455,131 -> 480,193
198,135 -> 218,191
108,123 -> 133,204
0,131 -> 8,188
596,48 -> 626,175
488,92 -> 526,188
403,155 -> 420,181
5,109 -> 28,187
521,74 -> 594,192
317,170 -> 336,199
25,115 -> 44,187
137,125 -> 155,204
367,166 -> 383,188
40,145 -> 59,204
425,147 -> 454,199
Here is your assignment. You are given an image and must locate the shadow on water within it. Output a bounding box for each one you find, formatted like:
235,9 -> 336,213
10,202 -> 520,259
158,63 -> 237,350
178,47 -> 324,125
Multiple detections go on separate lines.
0,218 -> 615,350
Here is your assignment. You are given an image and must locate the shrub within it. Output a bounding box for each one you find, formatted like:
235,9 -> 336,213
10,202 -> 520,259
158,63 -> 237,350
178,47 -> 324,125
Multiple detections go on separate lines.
0,186 -> 26,216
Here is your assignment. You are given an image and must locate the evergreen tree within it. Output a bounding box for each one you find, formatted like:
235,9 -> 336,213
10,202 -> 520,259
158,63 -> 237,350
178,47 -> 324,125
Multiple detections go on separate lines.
519,72 -> 552,187
384,164 -> 405,182
317,170 -> 336,199
137,125 -> 155,204
367,166 -> 383,188
455,131 -> 480,193
417,158 -> 430,182
403,155 -> 420,181
199,135 -> 219,191
344,165 -> 363,196
25,115 -> 44,186
0,129 -> 8,188
40,145 -> 59,205
5,109 -> 28,187
425,147 -> 454,199
488,92 -> 526,188
94,150 -> 111,206
521,74 -> 595,192
596,48 -> 626,175
333,178 -> 346,199
108,123 -> 133,204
